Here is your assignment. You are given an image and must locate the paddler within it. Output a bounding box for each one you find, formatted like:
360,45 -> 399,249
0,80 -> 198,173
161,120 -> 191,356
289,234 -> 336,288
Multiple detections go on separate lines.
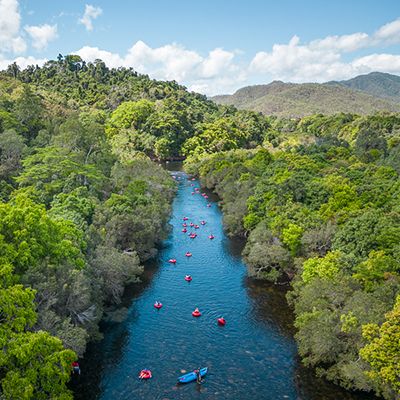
195,367 -> 202,384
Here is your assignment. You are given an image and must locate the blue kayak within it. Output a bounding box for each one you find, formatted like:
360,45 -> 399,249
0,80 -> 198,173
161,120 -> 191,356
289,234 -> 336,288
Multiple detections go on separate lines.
178,367 -> 208,383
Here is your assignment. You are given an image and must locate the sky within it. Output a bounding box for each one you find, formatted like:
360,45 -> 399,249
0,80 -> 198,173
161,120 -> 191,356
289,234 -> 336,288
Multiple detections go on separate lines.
1,0 -> 400,95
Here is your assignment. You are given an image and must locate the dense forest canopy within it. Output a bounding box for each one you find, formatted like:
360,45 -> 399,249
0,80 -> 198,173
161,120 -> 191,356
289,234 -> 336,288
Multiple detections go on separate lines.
0,55 -> 399,399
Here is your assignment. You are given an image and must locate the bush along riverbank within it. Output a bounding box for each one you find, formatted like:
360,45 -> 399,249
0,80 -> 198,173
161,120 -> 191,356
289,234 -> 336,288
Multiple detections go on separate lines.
184,114 -> 400,399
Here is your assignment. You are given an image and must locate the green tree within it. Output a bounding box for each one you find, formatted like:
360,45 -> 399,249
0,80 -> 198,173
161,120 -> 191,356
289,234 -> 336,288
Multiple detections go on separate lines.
0,264 -> 76,400
360,296 -> 400,398
105,100 -> 155,137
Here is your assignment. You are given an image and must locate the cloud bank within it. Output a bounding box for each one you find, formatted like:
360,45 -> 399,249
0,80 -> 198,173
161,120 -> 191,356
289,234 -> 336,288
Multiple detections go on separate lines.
73,17 -> 400,95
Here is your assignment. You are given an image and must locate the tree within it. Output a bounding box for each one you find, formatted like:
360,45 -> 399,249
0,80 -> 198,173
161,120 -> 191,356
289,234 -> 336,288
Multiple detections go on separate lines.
1,331 -> 75,400
154,137 -> 172,160
16,146 -> 105,204
355,129 -> 387,162
301,251 -> 343,283
282,223 -> 303,256
105,100 -> 155,137
0,193 -> 86,274
0,264 -> 76,400
90,246 -> 142,304
0,129 -> 27,180
13,85 -> 44,141
360,296 -> 400,398
353,250 -> 399,291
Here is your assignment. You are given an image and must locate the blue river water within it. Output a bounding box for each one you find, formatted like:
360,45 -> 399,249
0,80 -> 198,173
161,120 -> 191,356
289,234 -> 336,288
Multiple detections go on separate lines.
73,169 -> 375,400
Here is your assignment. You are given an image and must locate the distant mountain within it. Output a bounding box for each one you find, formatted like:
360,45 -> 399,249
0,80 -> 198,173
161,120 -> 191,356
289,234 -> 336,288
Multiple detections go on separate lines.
212,75 -> 400,118
329,72 -> 400,102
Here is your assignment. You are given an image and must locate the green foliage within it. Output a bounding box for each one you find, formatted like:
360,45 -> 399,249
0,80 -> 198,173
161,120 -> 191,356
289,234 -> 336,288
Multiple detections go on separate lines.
0,129 -> 27,181
0,264 -> 75,399
0,193 -> 85,274
301,251 -> 343,283
360,296 -> 400,398
282,223 -> 303,256
1,331 -> 75,400
106,100 -> 155,137
16,146 -> 106,205
353,250 -> 399,291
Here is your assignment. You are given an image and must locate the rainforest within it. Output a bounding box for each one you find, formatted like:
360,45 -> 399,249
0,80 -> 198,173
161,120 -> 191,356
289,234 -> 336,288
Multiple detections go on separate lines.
0,56 -> 399,400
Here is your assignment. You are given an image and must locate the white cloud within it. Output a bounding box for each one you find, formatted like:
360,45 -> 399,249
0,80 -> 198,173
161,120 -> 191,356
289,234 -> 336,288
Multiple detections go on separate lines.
0,0 -> 26,53
79,4 -> 102,31
25,23 -> 58,50
352,53 -> 400,74
199,48 -> 235,78
374,18 -> 400,44
0,55 -> 47,70
76,41 -> 242,95
310,32 -> 370,53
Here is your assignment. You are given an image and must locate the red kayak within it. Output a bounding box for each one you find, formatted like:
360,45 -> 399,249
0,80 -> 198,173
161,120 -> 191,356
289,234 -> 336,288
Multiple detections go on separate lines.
183,217 -> 188,221
154,302 -> 163,309
168,259 -> 177,264
192,308 -> 201,317
185,252 -> 192,257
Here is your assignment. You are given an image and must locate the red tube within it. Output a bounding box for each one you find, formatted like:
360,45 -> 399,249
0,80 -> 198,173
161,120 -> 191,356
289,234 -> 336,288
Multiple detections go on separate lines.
192,308 -> 201,317
139,369 -> 152,379
217,318 -> 226,326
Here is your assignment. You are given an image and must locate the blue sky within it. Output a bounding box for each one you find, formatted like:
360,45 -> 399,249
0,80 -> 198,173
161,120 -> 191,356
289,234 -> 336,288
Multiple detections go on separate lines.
1,0 -> 400,94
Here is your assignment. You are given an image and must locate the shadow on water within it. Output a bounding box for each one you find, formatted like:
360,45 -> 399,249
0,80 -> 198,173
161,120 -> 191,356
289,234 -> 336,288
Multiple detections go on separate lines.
73,163 -> 377,400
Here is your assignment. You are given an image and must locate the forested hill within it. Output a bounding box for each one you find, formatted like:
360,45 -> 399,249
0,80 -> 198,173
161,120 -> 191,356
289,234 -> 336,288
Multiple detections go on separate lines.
330,72 -> 400,102
212,78 -> 400,117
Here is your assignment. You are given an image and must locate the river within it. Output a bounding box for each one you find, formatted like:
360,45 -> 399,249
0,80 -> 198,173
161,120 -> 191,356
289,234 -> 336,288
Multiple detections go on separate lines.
73,167 -> 375,400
